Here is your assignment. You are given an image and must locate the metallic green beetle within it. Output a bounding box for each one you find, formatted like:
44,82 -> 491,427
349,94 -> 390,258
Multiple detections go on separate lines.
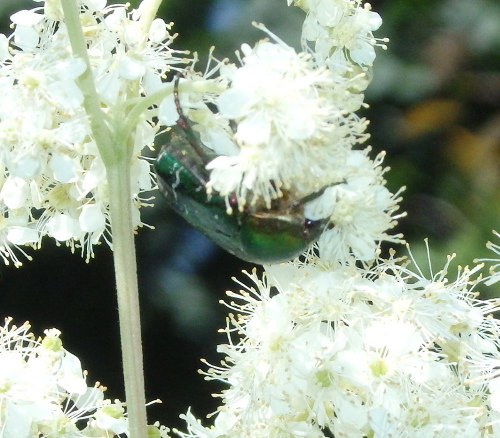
154,79 -> 329,264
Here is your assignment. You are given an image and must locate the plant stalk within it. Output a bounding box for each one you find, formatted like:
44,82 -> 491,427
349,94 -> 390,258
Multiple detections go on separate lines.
107,157 -> 148,438
62,1 -> 148,436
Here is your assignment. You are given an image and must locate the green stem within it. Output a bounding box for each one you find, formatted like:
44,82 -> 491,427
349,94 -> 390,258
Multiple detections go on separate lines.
118,79 -> 226,148
62,2 -> 148,437
60,0 -> 114,165
107,157 -> 147,438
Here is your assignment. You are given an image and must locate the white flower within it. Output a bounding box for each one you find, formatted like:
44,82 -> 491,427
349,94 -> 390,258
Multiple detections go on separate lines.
0,0 -> 185,264
304,150 -> 404,262
91,400 -> 129,435
10,10 -> 44,51
178,246 -> 499,437
297,0 -> 388,75
217,42 -> 324,145
205,38 -> 347,207
0,317 -> 168,437
0,319 -> 89,436
478,230 -> 500,286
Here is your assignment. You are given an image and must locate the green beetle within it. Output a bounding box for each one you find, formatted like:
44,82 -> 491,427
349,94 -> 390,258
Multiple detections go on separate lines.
155,79 -> 330,264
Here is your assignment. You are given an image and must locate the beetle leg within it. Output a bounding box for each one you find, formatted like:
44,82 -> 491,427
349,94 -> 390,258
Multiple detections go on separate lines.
287,181 -> 343,211
173,74 -> 191,131
172,74 -> 215,166
162,140 -> 210,188
229,119 -> 238,134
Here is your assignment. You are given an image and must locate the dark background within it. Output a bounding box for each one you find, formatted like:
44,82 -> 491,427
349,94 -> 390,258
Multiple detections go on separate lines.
0,0 -> 499,431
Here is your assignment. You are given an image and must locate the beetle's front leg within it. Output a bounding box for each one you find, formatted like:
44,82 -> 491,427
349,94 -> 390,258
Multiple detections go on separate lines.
172,74 -> 214,165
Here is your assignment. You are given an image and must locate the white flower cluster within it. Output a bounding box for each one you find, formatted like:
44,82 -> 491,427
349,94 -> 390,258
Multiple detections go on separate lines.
0,318 -> 166,437
0,0 -> 397,265
163,2 -> 500,437
178,251 -> 500,438
157,0 -> 397,263
0,0 -> 185,265
294,0 -> 388,71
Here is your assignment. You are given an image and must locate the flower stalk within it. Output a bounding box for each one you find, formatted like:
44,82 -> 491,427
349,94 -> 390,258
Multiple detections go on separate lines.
60,0 -> 114,165
62,1 -> 148,436
106,158 -> 147,438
